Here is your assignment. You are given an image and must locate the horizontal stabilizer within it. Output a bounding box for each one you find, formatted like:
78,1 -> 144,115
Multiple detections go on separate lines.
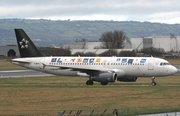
11,59 -> 31,64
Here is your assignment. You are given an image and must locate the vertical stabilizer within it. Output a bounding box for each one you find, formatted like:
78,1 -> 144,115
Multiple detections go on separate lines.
14,29 -> 43,58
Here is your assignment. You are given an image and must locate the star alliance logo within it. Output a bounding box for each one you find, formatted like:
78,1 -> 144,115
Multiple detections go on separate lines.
19,38 -> 29,49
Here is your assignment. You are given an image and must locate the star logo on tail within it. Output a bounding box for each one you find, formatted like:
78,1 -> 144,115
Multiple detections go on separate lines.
19,38 -> 29,49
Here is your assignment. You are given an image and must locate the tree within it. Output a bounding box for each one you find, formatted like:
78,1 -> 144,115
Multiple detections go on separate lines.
72,52 -> 96,56
39,47 -> 71,56
119,50 -> 136,57
139,47 -> 165,57
99,30 -> 128,49
98,49 -> 118,56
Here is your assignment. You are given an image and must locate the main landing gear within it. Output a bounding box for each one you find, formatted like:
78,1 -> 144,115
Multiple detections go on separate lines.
151,77 -> 156,86
86,75 -> 94,85
86,80 -> 94,85
86,80 -> 108,85
86,75 -> 109,85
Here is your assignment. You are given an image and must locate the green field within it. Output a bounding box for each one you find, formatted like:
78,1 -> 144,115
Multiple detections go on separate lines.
0,60 -> 180,115
0,60 -> 25,70
0,76 -> 180,115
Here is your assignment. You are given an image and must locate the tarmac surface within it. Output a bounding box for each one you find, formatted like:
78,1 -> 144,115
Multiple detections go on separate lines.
0,69 -> 53,78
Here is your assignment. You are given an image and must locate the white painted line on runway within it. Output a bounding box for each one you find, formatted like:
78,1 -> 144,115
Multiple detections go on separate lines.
0,70 -> 32,72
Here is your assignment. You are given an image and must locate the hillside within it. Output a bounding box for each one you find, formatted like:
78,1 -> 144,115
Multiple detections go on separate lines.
0,19 -> 180,47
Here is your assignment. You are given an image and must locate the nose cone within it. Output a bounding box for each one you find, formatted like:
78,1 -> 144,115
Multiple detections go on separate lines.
171,66 -> 178,74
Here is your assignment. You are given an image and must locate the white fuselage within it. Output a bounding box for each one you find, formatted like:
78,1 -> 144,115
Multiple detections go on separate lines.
12,57 -> 177,78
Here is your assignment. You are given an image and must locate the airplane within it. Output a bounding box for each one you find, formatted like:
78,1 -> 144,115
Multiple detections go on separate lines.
11,29 -> 178,86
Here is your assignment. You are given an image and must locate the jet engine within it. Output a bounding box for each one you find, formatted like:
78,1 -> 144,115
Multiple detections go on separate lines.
117,77 -> 138,82
92,72 -> 117,83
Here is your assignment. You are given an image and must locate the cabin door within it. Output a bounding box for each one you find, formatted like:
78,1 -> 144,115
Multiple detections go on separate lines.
148,59 -> 154,70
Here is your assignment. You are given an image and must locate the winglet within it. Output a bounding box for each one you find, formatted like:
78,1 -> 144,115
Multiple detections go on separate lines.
14,29 -> 43,58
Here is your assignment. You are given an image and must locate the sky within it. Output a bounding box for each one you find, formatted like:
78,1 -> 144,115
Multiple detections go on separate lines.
1,0 -> 180,24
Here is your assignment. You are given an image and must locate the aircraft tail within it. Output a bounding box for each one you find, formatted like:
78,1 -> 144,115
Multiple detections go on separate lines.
14,29 -> 43,58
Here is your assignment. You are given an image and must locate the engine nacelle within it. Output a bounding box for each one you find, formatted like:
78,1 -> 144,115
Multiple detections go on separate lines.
92,72 -> 117,83
117,77 -> 138,82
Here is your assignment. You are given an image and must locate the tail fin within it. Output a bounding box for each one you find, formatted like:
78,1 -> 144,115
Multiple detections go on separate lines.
14,29 -> 43,58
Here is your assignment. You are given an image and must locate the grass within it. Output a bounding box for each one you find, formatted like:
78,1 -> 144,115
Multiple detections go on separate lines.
0,59 -> 180,115
0,76 -> 180,115
0,60 -> 25,70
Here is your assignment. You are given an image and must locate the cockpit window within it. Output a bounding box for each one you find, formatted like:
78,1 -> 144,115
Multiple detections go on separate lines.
160,62 -> 170,66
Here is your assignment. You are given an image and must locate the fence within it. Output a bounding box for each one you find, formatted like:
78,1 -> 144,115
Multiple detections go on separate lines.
57,109 -> 119,116
57,110 -> 180,116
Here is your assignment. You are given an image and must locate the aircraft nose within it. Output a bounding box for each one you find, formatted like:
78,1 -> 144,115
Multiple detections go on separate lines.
171,66 -> 178,74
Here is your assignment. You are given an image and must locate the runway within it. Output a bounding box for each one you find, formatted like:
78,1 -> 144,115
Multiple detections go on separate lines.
0,66 -> 179,87
0,69 -> 53,78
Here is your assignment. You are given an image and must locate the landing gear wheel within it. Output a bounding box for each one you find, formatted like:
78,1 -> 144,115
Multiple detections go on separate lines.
151,82 -> 156,86
86,80 -> 94,85
151,77 -> 156,86
101,82 -> 108,85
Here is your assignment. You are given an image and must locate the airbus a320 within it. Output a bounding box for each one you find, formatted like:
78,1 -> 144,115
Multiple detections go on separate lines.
12,29 -> 178,86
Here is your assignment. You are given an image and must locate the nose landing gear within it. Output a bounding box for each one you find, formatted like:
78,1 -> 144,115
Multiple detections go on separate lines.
151,77 -> 156,86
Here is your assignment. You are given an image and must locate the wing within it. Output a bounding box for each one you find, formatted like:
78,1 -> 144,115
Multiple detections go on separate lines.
43,64 -> 124,75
